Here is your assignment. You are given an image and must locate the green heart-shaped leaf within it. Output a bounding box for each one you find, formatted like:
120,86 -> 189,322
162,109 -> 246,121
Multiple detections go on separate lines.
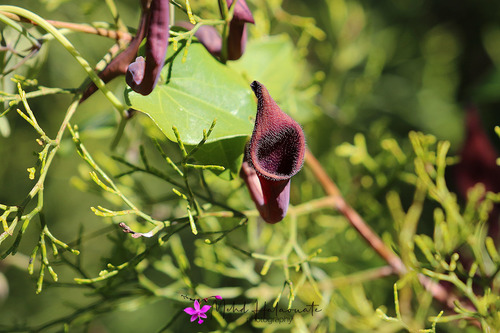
125,42 -> 255,145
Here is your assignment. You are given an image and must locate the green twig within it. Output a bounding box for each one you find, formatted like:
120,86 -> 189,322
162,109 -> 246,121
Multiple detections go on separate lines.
0,5 -> 126,112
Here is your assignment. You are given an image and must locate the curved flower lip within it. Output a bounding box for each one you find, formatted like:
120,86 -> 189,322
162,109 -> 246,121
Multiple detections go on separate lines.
81,0 -> 169,100
80,1 -> 149,102
126,56 -> 146,86
227,0 -> 255,24
241,81 -> 305,223
248,81 -> 306,181
221,0 -> 255,60
126,0 -> 170,95
240,161 -> 291,224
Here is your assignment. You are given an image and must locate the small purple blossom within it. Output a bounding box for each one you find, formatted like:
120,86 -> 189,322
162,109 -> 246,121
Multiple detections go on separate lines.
184,300 -> 211,324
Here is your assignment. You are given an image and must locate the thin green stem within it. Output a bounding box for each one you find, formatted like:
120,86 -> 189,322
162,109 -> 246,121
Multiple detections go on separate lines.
104,0 -> 127,34
0,12 -> 40,46
218,0 -> 230,63
0,6 -> 126,112
69,125 -> 166,228
110,114 -> 127,150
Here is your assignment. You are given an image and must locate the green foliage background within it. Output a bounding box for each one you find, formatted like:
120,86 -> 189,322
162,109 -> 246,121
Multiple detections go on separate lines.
0,0 -> 499,332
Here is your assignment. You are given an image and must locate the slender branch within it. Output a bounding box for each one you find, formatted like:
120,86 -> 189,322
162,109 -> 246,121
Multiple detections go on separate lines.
104,0 -> 128,36
305,149 -> 405,273
0,6 -> 127,113
69,125 -> 167,229
0,11 -> 132,41
304,148 -> 459,309
202,195 -> 336,219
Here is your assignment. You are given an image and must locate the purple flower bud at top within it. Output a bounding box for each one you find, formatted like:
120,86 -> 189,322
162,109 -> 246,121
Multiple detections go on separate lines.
227,0 -> 255,24
240,81 -> 305,223
223,0 -> 255,60
127,0 -> 170,95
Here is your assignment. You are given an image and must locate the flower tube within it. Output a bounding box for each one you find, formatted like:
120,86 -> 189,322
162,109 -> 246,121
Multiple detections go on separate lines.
240,81 -> 305,223
80,0 -> 150,102
225,0 -> 254,60
126,0 -> 170,95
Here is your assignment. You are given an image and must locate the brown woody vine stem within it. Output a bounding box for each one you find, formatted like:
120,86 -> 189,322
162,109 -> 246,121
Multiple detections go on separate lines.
304,148 -> 458,309
305,149 -> 405,273
0,11 -> 132,41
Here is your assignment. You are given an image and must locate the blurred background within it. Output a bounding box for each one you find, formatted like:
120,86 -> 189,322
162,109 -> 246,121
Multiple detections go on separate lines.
0,0 -> 499,332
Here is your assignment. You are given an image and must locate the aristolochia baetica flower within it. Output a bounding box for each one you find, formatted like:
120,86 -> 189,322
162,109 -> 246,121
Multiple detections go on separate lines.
240,81 -> 306,223
126,0 -> 170,95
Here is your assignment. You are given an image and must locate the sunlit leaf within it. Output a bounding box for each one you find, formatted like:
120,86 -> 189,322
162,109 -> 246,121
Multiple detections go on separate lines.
187,136 -> 248,180
125,43 -> 255,145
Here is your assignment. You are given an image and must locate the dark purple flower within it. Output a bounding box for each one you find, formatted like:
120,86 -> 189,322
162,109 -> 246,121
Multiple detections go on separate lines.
81,0 -> 170,100
80,0 -> 149,102
126,0 -> 170,95
225,0 -> 254,60
240,81 -> 306,223
454,107 -> 500,195
182,0 -> 254,60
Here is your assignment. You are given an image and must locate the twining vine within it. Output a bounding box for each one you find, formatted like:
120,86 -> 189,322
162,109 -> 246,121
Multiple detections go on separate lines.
0,1 -> 499,333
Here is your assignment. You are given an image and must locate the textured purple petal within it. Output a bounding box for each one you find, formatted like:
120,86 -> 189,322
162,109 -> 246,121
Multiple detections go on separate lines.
241,81 -> 305,224
217,0 -> 254,60
227,21 -> 247,60
190,315 -> 198,322
176,22 -> 222,57
81,2 -> 149,102
193,300 -> 200,311
258,176 -> 290,224
214,295 -> 222,300
248,81 -> 305,180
